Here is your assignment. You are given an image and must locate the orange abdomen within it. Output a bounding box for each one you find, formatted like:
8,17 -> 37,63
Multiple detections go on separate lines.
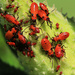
41,38 -> 52,51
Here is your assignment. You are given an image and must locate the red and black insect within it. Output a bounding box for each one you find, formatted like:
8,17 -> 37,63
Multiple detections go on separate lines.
38,10 -> 52,29
30,0 -> 33,2
27,41 -> 36,46
6,4 -> 15,9
59,71 -> 62,75
30,2 -> 38,21
53,32 -> 69,42
17,31 -> 26,44
56,65 -> 60,72
30,25 -> 40,33
29,31 -> 35,35
41,36 -> 54,57
27,41 -> 31,46
27,51 -> 30,57
30,50 -> 35,57
39,3 -> 49,16
0,13 -> 5,17
53,35 -> 59,42
55,44 -> 63,59
19,19 -> 23,24
19,19 -> 29,25
31,42 -> 36,45
0,13 -> 20,25
26,46 -> 35,57
6,4 -> 11,9
14,6 -> 19,13
11,0 -> 14,2
56,23 -> 59,29
22,51 -> 26,55
11,5 -> 15,8
5,27 -> 17,40
24,20 -> 29,24
7,42 -> 16,46
27,48 -> 35,57
29,25 -> 40,35
58,32 -> 69,41
30,25 -> 36,31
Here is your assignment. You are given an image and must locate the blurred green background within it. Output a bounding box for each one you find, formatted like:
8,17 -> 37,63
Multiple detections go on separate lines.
0,0 -> 75,75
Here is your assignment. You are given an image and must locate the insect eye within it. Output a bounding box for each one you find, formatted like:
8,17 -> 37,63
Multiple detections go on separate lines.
13,33 -> 15,35
58,45 -> 61,47
20,33 -> 22,35
42,16 -> 44,18
31,13 -> 33,16
36,14 -> 38,16
33,19 -> 36,22
46,18 -> 49,21
45,10 -> 47,12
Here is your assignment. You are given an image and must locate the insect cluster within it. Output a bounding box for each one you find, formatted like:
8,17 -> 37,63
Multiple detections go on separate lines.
0,0 -> 70,75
